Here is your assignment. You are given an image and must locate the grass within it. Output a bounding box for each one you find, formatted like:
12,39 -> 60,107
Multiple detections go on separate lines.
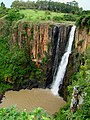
19,9 -> 76,24
20,9 -> 64,20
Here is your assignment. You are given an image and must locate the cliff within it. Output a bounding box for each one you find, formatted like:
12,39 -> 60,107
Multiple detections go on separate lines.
75,28 -> 90,53
12,22 -> 72,91
12,22 -> 51,66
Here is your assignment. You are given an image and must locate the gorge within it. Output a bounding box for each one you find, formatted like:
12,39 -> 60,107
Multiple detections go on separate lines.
0,23 -> 76,114
0,1 -> 90,119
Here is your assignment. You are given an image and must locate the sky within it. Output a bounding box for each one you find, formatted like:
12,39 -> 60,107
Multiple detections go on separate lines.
0,0 -> 90,10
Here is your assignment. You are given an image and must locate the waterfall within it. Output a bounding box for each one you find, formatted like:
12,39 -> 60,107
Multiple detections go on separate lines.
51,25 -> 76,95
52,26 -> 61,81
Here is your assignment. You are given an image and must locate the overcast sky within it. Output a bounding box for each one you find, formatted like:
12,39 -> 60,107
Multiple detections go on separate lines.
1,0 -> 90,10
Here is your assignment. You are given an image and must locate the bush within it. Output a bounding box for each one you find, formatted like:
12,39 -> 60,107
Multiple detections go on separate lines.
63,14 -> 76,21
76,15 -> 85,27
0,83 -> 12,93
6,9 -> 24,22
52,16 -> 63,21
77,39 -> 84,46
45,11 -> 51,15
76,15 -> 90,31
0,107 -> 53,120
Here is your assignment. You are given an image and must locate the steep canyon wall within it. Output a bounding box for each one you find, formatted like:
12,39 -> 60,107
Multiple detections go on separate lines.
75,28 -> 90,53
12,22 -> 72,89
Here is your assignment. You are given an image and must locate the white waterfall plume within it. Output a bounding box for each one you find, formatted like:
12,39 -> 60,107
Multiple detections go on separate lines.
51,25 -> 76,95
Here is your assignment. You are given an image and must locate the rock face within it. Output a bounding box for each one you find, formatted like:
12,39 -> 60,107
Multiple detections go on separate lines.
46,25 -> 71,87
75,28 -> 90,53
12,23 -> 50,66
70,86 -> 84,112
12,22 -> 73,97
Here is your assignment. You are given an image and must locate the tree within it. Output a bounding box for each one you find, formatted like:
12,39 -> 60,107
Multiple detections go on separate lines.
1,2 -> 5,9
6,9 -> 24,23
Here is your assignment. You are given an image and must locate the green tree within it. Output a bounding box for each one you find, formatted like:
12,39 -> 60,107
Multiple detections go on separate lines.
1,2 -> 5,8
6,9 -> 24,23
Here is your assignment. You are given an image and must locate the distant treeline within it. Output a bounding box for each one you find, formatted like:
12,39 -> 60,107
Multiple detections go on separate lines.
11,0 -> 82,14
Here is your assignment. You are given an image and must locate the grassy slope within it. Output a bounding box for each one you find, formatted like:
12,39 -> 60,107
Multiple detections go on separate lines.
20,9 -> 64,20
20,9 -> 75,24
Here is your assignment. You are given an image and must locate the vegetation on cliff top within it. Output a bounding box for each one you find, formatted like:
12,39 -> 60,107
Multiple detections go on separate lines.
11,0 -> 82,14
0,0 -> 83,23
19,9 -> 78,23
76,14 -> 90,34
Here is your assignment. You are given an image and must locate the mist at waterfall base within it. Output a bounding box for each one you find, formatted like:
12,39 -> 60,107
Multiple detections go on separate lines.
51,25 -> 76,96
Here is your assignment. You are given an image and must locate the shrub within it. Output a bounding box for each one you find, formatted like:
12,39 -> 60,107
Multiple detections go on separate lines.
0,107 -> 53,120
63,14 -> 76,21
76,15 -> 86,27
76,15 -> 90,31
6,9 -> 24,22
52,16 -> 63,21
45,10 -> 51,15
77,39 -> 84,46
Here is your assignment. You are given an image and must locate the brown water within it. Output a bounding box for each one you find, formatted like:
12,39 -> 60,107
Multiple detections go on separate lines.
0,88 -> 66,115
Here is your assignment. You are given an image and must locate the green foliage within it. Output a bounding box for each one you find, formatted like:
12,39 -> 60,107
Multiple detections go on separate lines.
21,30 -> 27,36
42,51 -> 49,65
52,16 -> 63,22
63,14 -> 76,21
23,22 -> 28,29
76,15 -> 90,31
45,11 -> 51,15
0,83 -> 12,94
1,2 -> 5,9
11,0 -> 82,14
0,36 -> 44,87
0,107 -> 53,120
77,39 -> 84,46
0,6 -> 8,18
29,68 -> 44,81
6,9 -> 24,22
52,14 -> 77,22
76,15 -> 85,27
19,9 -> 79,23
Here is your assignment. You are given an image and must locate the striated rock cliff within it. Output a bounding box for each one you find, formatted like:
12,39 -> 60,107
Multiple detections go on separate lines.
75,28 -> 90,53
11,22 -> 73,90
12,22 -> 51,66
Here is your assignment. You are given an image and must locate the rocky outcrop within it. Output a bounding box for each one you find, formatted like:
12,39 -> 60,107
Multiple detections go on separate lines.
0,93 -> 3,103
70,86 -> 84,112
12,22 -> 51,66
75,28 -> 90,53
